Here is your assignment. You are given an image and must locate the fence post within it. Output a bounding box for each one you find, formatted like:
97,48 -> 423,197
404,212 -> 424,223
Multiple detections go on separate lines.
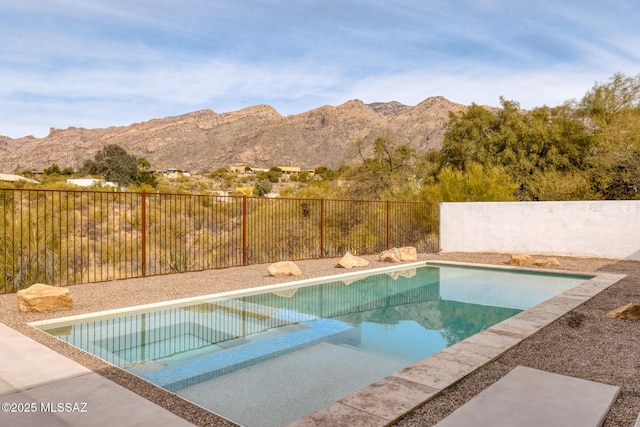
141,192 -> 146,277
242,196 -> 247,266
386,200 -> 391,250
320,198 -> 325,258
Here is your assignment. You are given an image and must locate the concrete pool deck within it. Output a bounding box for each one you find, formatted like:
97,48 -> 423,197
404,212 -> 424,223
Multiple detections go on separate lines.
0,261 -> 627,426
0,323 -> 195,426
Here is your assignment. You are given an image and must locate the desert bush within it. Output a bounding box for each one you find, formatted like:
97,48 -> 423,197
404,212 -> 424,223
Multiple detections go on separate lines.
0,188 -> 438,292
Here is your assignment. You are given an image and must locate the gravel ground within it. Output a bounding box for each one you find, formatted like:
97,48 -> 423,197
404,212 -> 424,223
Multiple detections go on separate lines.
1,252 -> 639,426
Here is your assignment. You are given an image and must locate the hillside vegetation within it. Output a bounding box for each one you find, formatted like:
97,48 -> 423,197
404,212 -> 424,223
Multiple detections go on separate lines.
299,72 -> 640,202
4,72 -> 640,202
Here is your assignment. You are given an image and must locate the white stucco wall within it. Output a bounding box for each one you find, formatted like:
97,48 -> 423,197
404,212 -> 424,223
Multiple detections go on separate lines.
440,201 -> 640,260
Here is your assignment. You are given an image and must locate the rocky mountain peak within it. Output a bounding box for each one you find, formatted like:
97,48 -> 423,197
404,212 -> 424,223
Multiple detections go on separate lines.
0,96 -> 475,173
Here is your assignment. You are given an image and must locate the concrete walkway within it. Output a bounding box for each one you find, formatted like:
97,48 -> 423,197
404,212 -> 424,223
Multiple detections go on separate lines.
0,323 -> 194,427
433,366 -> 620,427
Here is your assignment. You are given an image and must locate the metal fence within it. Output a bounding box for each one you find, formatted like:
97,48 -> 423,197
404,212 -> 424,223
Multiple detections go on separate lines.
0,188 -> 439,293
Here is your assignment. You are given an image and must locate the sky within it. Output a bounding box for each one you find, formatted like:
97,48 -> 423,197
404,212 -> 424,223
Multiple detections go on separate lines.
1,1 -> 639,139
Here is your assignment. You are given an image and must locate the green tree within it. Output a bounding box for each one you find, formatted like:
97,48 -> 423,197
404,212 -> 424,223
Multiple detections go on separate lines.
576,73 -> 640,199
441,104 -> 501,170
137,157 -> 151,170
208,167 -> 229,180
313,166 -> 337,181
344,135 -> 418,200
257,167 -> 283,183
420,162 -> 518,202
43,164 -> 74,176
588,108 -> 640,199
293,180 -> 342,199
297,170 -> 310,183
81,144 -> 140,186
138,170 -> 158,188
578,72 -> 640,126
267,167 -> 283,183
441,99 -> 593,200
527,170 -> 596,201
43,164 -> 62,175
254,179 -> 273,197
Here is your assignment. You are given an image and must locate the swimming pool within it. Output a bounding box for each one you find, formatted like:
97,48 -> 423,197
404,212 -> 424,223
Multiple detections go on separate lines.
31,262 -> 594,426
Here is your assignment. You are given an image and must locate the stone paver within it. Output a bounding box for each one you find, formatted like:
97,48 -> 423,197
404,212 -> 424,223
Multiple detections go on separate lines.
285,402 -> 388,427
433,366 -> 620,427
392,355 -> 477,389
338,375 -> 438,422
462,329 -> 523,350
435,340 -> 507,368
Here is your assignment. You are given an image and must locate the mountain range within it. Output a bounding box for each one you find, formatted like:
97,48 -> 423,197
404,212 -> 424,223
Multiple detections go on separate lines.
0,96 -> 471,173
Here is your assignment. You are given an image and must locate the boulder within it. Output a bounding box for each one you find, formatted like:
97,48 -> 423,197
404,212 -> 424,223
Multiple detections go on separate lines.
379,248 -> 402,263
380,246 -> 418,263
267,261 -> 302,277
336,252 -> 370,268
509,254 -> 533,265
17,283 -> 73,313
607,303 -> 640,320
398,246 -> 418,261
533,257 -> 560,267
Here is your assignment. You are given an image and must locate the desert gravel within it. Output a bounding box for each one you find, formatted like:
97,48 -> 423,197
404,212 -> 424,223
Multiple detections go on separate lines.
1,252 -> 639,426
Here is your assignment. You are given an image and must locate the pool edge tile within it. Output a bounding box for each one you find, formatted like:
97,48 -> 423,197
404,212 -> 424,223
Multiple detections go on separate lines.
28,262 -> 430,329
285,402 -> 389,427
392,355 -> 478,389
435,340 -> 511,368
338,376 -> 439,422
464,329 -> 524,350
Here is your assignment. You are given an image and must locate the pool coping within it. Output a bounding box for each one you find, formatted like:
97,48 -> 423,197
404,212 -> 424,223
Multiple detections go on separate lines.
26,261 -> 626,427
28,261 -> 429,329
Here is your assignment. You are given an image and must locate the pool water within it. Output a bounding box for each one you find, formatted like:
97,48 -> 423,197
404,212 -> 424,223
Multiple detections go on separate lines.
35,262 -> 591,427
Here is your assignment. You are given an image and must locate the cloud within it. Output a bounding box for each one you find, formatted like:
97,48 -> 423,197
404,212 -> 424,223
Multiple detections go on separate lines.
1,0 -> 639,138
339,64 -> 632,111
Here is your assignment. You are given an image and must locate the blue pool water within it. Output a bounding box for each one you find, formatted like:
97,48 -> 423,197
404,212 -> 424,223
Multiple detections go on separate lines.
36,262 -> 591,426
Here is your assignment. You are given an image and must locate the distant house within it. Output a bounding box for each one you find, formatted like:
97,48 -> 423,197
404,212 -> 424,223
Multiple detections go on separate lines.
66,178 -> 118,188
157,168 -> 189,179
230,165 -> 313,176
277,166 -> 301,175
229,165 -> 252,174
0,173 -> 40,184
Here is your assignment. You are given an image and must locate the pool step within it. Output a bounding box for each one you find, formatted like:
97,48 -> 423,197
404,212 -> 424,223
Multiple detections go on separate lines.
177,341 -> 411,427
140,318 -> 355,391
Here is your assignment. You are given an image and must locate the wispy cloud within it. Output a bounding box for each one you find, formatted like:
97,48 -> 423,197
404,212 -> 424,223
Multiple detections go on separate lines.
1,0 -> 638,138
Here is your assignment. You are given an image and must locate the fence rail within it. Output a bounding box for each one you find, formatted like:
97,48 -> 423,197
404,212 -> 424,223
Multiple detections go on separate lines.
0,188 -> 439,293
